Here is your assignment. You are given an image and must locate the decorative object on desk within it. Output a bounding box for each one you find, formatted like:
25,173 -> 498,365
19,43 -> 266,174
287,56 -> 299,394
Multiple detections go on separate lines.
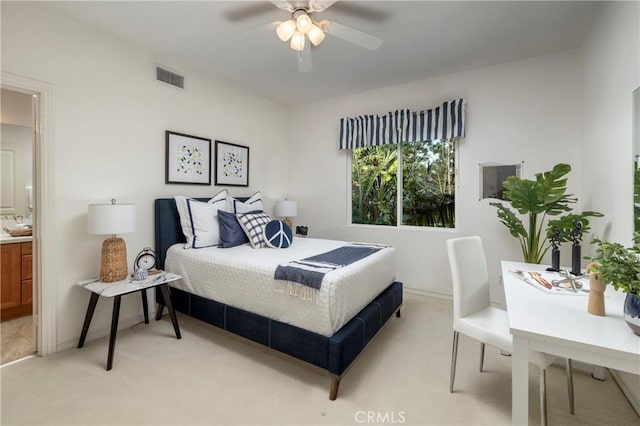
87,199 -> 136,283
548,225 -> 561,272
625,293 -> 640,335
296,225 -> 308,237
586,262 -> 606,316
587,232 -> 640,334
214,140 -> 249,186
490,163 -> 603,264
134,247 -> 157,271
165,131 -> 212,185
548,211 -> 602,268
274,199 -> 297,229
570,220 -> 583,275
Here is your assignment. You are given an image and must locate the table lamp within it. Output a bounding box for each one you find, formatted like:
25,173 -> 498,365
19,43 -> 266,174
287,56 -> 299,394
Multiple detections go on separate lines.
88,199 -> 136,282
274,199 -> 297,229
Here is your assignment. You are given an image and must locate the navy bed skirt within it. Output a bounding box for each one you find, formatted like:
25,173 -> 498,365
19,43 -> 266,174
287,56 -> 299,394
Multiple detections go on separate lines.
157,281 -> 402,377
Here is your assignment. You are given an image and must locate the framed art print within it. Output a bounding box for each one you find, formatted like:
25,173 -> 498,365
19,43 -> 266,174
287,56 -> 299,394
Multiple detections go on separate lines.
165,131 -> 211,185
215,140 -> 249,187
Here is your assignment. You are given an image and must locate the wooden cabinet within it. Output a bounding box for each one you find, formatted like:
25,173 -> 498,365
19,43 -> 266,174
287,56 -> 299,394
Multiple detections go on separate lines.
1,242 -> 33,321
1,243 -> 22,311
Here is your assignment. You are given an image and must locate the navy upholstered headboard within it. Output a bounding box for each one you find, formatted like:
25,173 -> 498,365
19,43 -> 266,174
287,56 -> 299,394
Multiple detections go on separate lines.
154,197 -> 248,269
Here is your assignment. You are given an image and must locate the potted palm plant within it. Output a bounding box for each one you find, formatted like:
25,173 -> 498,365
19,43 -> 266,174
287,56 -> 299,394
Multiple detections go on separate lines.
490,163 -> 602,264
587,233 -> 640,335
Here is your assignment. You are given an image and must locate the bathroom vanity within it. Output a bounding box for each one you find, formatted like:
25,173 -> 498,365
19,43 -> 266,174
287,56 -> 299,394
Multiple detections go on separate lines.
1,238 -> 33,321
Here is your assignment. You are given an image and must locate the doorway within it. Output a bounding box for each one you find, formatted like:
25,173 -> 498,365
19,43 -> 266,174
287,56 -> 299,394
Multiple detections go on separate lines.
1,71 -> 55,361
1,87 -> 36,364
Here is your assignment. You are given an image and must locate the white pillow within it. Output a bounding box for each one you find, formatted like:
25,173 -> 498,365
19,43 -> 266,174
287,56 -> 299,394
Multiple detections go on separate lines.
185,199 -> 223,248
228,191 -> 263,213
236,211 -> 272,248
174,189 -> 228,248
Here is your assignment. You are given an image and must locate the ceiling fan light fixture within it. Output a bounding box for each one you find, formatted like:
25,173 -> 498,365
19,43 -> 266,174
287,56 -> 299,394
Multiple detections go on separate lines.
290,31 -> 305,51
307,24 -> 325,46
296,13 -> 313,34
276,19 -> 296,41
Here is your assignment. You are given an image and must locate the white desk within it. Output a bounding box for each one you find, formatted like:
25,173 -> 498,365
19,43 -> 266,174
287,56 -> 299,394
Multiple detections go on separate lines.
502,261 -> 640,425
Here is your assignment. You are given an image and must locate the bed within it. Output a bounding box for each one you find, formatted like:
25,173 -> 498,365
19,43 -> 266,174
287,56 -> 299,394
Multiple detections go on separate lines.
154,197 -> 403,400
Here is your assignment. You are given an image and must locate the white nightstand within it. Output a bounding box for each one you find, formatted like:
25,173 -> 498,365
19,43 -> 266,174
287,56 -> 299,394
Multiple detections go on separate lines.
77,270 -> 182,370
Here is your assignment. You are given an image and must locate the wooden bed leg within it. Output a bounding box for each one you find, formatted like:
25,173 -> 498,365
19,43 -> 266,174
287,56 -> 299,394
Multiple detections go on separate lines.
155,303 -> 164,321
329,377 -> 341,401
396,308 -> 401,318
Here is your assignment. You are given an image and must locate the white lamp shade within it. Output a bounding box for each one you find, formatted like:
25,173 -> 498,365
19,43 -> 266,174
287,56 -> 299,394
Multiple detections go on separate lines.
276,19 -> 296,41
290,31 -> 305,51
296,13 -> 313,34
87,203 -> 136,235
307,24 -> 325,46
274,200 -> 298,218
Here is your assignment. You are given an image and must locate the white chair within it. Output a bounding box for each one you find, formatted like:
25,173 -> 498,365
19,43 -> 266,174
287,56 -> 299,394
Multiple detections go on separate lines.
447,236 -> 574,426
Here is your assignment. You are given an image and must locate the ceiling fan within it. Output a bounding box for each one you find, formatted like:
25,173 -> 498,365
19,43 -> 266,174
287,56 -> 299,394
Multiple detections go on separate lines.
229,0 -> 384,72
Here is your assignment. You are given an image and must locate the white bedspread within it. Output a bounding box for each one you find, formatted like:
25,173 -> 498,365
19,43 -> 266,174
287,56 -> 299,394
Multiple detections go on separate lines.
164,238 -> 397,336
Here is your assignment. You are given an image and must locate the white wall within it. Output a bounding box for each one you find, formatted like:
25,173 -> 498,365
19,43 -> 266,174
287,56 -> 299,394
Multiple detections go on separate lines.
581,0 -> 640,410
582,1 -> 639,245
2,2 -> 290,350
290,50 -> 585,301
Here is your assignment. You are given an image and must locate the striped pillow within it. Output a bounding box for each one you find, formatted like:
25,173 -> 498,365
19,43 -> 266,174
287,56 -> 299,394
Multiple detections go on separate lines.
236,212 -> 272,248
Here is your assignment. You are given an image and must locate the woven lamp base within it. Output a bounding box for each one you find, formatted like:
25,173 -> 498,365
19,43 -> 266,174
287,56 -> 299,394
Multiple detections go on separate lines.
100,237 -> 128,282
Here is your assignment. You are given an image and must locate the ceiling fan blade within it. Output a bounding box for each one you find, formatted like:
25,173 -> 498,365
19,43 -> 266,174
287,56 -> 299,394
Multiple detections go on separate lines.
223,3 -> 277,22
236,21 -> 279,41
297,40 -> 312,72
270,1 -> 295,13
321,20 -> 382,50
308,0 -> 338,13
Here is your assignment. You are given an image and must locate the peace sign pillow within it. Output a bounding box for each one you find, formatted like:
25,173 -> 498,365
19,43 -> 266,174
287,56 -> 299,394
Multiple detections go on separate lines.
264,220 -> 293,249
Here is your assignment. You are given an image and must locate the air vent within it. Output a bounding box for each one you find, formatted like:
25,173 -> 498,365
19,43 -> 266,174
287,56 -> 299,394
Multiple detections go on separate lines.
156,65 -> 184,89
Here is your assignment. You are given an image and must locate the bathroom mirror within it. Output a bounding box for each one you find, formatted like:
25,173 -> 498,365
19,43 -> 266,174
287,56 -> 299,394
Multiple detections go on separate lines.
634,87 -> 639,233
0,88 -> 33,219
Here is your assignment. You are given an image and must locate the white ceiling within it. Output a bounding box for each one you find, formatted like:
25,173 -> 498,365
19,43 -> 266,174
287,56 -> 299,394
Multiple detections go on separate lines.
47,1 -> 602,106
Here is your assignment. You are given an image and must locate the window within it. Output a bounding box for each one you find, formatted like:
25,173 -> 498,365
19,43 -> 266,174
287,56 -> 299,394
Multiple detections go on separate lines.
351,138 -> 456,228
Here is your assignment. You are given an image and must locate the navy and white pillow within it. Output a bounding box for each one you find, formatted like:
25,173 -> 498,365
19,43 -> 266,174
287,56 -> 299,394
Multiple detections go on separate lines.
264,220 -> 293,249
174,189 -> 228,248
185,198 -> 226,248
228,192 -> 263,213
236,211 -> 272,248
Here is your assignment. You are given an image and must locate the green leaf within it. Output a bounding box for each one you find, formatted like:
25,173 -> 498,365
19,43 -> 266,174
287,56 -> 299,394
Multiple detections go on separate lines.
491,163 -> 603,264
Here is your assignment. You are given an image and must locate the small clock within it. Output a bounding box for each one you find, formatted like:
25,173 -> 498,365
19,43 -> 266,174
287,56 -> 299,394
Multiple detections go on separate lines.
135,247 -> 157,271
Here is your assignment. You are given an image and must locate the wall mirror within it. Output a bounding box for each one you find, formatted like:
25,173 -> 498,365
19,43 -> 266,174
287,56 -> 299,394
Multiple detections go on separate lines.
634,87 -> 639,233
0,88 -> 34,218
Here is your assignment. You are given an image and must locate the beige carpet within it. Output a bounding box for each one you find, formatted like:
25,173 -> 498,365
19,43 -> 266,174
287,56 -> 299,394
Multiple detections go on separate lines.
1,315 -> 35,365
1,294 -> 638,425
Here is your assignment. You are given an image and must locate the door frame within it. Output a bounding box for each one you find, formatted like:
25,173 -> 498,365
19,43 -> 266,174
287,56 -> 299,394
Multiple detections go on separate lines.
2,71 -> 56,355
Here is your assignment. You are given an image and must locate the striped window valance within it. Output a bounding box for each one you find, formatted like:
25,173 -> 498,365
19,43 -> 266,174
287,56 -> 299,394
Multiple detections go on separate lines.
339,98 -> 465,150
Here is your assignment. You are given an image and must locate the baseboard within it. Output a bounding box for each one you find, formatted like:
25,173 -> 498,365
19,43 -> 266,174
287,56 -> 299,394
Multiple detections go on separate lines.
56,313 -> 148,353
404,286 -> 452,300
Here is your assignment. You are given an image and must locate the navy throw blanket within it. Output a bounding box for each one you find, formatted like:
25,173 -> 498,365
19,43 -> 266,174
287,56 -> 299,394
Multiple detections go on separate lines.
274,243 -> 385,290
